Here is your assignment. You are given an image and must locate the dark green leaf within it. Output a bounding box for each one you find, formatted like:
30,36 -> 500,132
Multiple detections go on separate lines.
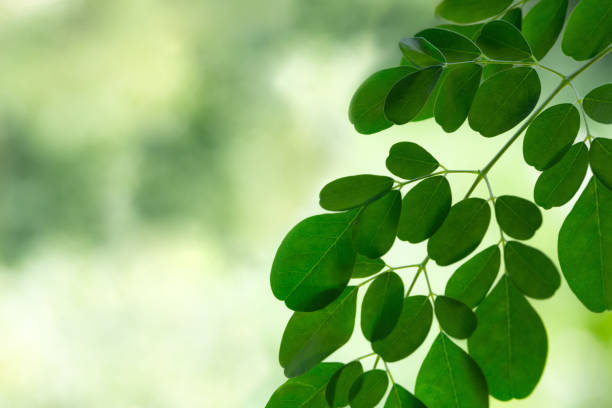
349,67 -> 417,134
445,245 -> 501,308
495,195 -> 543,240
397,176 -> 452,243
361,272 -> 404,341
385,66 -> 444,125
372,296 -> 433,362
434,295 -> 478,339
384,384 -> 426,408
559,177 -> 612,312
435,63 -> 482,132
353,191 -> 401,258
267,362 -> 343,408
437,23 -> 484,41
386,142 -> 439,180
522,0 -> 568,60
469,67 -> 541,137
562,0 -> 612,61
399,37 -> 446,68
534,142 -> 588,209
583,83 -> 612,123
502,8 -> 522,29
476,20 -> 532,60
504,241 -> 561,299
415,28 -> 481,62
482,63 -> 512,79
280,287 -> 358,378
348,370 -> 389,408
468,276 -> 547,400
523,103 -> 580,171
415,333 -> 488,408
320,175 -> 394,211
428,198 -> 491,266
410,69 -> 447,122
271,211 -> 358,311
590,137 -> 612,189
326,361 -> 364,407
352,255 -> 385,279
436,0 -> 513,23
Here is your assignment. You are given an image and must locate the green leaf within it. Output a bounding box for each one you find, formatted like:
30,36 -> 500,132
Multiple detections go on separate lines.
385,66 -> 444,125
482,63 -> 512,79
352,255 -> 385,279
562,0 -> 612,61
320,175 -> 394,211
415,28 -> 481,62
386,142 -> 439,180
559,177 -> 612,312
428,198 -> 491,266
504,241 -> 561,299
415,333 -> 488,408
397,176 -> 452,244
534,142 -> 589,209
502,8 -> 522,29
348,370 -> 389,408
353,191 -> 402,258
436,0 -> 513,23
590,137 -> 612,190
326,361 -> 364,407
409,69 -> 447,122
384,384 -> 426,408
372,296 -> 433,362
495,195 -> 543,240
434,295 -> 478,339
280,287 -> 358,378
522,0 -> 568,60
361,272 -> 404,341
523,103 -> 580,171
271,211 -> 358,311
349,67 -> 417,134
476,20 -> 532,60
434,63 -> 482,132
583,83 -> 612,124
437,23 -> 484,41
267,362 -> 343,408
445,245 -> 501,308
469,67 -> 541,137
468,276 -> 547,400
399,37 -> 446,68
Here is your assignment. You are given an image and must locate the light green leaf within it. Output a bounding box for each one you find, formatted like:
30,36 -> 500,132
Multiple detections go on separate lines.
435,63 -> 482,132
280,287 -> 358,378
428,198 -> 491,266
320,175 -> 394,211
361,272 -> 404,342
348,370 -> 389,408
469,67 -> 541,137
384,384 -> 426,408
468,276 -> 547,400
409,69 -> 447,122
386,142 -> 439,180
434,295 -> 478,339
399,37 -> 446,67
504,241 -> 561,299
562,0 -> 612,61
495,195 -> 542,240
559,177 -> 612,312
352,255 -> 385,279
482,63 -> 512,79
583,83 -> 612,123
415,28 -> 481,62
326,361 -> 364,407
590,137 -> 612,190
353,191 -> 401,258
415,333 -> 488,408
437,23 -> 484,41
436,0 -> 513,23
522,0 -> 568,60
476,20 -> 532,60
271,211 -> 358,311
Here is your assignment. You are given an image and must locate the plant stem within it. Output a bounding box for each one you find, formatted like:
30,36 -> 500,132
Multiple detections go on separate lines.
383,360 -> 396,384
395,169 -> 479,189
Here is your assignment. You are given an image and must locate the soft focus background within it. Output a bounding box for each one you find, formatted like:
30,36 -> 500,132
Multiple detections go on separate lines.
0,0 -> 611,406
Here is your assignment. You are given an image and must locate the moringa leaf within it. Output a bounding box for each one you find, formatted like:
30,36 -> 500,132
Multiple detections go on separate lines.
361,271 -> 404,341
409,69 -> 447,122
384,384 -> 426,408
468,276 -> 547,400
435,63 -> 482,132
271,211 -> 358,311
590,137 -> 612,190
482,63 -> 512,79
320,175 -> 394,211
279,286 -> 358,378
353,191 -> 402,258
583,83 -> 612,124
476,20 -> 532,60
348,370 -> 389,408
562,0 -> 612,61
415,28 -> 481,62
502,8 -> 522,29
428,198 -> 491,266
352,255 -> 385,279
386,142 -> 439,180
437,23 -> 484,41
436,0 -> 513,24
504,241 -> 561,299
434,295 -> 478,339
522,0 -> 568,60
326,361 -> 364,407
399,37 -> 446,68
495,195 -> 542,240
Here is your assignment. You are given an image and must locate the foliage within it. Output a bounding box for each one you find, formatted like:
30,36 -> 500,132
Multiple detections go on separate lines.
269,0 -> 612,406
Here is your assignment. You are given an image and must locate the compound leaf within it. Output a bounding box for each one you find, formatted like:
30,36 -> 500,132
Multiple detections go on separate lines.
583,83 -> 612,124
504,241 -> 561,299
437,23 -> 484,41
386,142 -> 439,180
436,0 -> 513,24
415,28 -> 481,62
522,0 -> 568,60
320,175 -> 394,211
399,37 -> 446,67
326,361 -> 364,407
562,0 -> 612,61
590,137 -> 612,190
435,63 -> 482,132
434,295 -> 478,339
384,384 -> 426,408
353,191 -> 402,258
495,195 -> 543,240
352,255 -> 385,279
476,20 -> 532,60
361,272 -> 404,342
349,370 -> 389,408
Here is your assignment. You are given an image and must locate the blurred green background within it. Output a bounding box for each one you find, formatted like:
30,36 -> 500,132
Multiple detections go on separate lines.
0,0 -> 611,406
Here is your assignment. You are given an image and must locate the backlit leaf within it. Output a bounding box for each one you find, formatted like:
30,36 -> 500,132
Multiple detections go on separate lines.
361,272 -> 404,341
495,195 -> 542,240
583,83 -> 612,123
590,137 -> 612,189
434,295 -> 478,339
435,63 -> 482,132
437,23 -> 484,41
502,8 -> 522,29
562,0 -> 612,61
320,175 -> 394,211
353,191 -> 401,258
399,37 -> 446,68
352,255 -> 385,279
436,0 -> 513,24
384,384 -> 425,408
522,0 -> 568,60
476,20 -> 532,60
348,370 -> 389,408
504,241 -> 561,299
326,361 -> 364,407
386,142 -> 439,180
482,64 -> 512,79
415,28 -> 481,62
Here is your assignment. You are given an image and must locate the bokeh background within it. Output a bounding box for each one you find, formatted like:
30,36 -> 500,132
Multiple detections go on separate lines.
0,0 -> 611,406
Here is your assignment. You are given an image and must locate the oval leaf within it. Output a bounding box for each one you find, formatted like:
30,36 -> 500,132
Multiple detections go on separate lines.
398,176 -> 452,243
522,0 -> 568,60
436,0 -> 513,23
348,370 -> 389,408
495,195 -> 543,240
386,142 -> 439,180
384,384 -> 426,408
559,177 -> 612,312
482,63 -> 513,79
320,175 -> 394,212
434,63 -> 483,132
469,67 -> 541,137
415,333 -> 488,408
468,276 -> 547,400
523,103 -> 580,171
502,8 -> 522,29
534,142 -> 588,209
271,211 -> 358,311
399,37 -> 446,67
361,272 -> 404,341
445,245 -> 501,308
415,28 -> 481,62
562,0 -> 612,61
279,287 -> 358,378
326,361 -> 364,407
428,198 -> 491,266
504,241 -> 561,299
352,255 -> 385,279
583,83 -> 612,124
476,20 -> 532,60
590,137 -> 612,190
410,70 -> 447,122
438,23 -> 485,41
434,295 -> 478,339
372,295 -> 433,362
353,191 -> 402,258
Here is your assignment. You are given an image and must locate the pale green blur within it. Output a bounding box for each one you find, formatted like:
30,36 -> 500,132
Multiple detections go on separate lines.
0,0 -> 610,406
